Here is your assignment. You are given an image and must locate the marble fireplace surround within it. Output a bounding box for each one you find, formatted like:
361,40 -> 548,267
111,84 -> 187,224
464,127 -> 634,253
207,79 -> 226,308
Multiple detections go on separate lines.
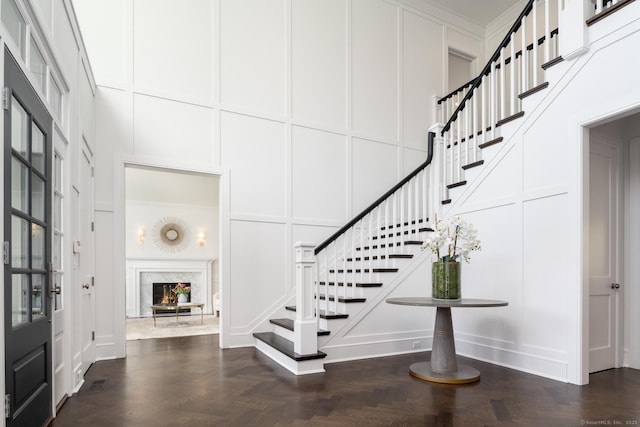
126,258 -> 214,317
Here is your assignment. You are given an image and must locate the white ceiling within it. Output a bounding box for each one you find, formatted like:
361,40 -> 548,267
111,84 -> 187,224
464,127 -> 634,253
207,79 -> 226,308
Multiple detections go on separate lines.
426,0 -> 523,26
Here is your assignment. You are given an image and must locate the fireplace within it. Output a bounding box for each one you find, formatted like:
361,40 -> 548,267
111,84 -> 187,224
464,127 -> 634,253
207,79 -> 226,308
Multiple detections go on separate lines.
152,282 -> 191,314
125,258 -> 214,317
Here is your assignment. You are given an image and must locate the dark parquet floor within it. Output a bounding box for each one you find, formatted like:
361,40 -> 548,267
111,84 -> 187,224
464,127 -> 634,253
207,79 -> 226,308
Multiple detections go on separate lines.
52,334 -> 640,426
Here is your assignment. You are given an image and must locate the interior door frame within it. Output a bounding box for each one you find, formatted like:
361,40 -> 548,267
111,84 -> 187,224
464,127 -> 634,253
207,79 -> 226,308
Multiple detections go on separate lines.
51,128 -> 70,414
587,132 -> 624,374
579,109 -> 640,385
112,154 -> 227,355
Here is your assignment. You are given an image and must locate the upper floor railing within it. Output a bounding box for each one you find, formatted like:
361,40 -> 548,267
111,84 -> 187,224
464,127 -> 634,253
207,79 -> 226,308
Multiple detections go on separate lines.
437,0 -> 562,190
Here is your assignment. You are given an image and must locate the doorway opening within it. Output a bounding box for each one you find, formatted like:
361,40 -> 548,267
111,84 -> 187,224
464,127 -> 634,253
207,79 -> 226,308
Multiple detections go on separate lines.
123,166 -> 221,341
448,49 -> 474,93
584,110 -> 640,381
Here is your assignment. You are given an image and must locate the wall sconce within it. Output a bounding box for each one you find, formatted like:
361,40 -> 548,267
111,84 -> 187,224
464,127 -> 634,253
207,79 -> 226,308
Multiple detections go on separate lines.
137,227 -> 145,245
197,231 -> 205,247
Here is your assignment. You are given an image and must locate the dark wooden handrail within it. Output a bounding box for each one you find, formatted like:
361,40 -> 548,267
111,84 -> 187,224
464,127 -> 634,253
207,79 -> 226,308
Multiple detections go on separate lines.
314,132 -> 435,255
441,0 -> 535,135
438,27 -> 556,99
439,79 -> 475,104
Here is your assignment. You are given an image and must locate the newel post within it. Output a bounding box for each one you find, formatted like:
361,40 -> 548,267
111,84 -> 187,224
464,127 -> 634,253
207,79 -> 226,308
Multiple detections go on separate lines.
428,123 -> 445,217
559,0 -> 591,60
294,241 -> 318,355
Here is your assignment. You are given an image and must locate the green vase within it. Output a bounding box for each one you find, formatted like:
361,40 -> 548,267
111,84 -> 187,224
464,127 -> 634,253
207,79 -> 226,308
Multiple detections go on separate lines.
432,261 -> 461,300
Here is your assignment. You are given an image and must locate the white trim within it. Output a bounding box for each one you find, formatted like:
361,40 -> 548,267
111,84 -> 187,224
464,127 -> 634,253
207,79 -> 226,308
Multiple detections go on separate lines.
112,153 -> 226,356
628,137 -> 640,369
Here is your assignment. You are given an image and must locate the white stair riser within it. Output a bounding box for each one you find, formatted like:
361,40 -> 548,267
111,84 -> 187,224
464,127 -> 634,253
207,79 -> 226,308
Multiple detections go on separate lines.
254,339 -> 325,375
271,323 -> 294,341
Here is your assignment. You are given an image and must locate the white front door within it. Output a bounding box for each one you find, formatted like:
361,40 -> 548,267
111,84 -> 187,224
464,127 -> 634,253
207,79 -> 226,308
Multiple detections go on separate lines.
78,142 -> 95,375
589,136 -> 623,373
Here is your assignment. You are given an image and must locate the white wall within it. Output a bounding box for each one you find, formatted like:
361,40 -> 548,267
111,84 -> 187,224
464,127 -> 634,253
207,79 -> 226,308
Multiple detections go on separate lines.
440,6 -> 640,383
72,0 -> 487,351
125,201 -> 218,260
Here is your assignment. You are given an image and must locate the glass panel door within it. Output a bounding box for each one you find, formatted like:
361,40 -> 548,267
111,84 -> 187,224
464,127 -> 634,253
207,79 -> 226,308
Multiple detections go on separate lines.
4,47 -> 53,426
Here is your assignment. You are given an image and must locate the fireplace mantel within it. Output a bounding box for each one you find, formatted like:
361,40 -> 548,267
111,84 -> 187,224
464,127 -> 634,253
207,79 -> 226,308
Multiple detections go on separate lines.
126,258 -> 214,317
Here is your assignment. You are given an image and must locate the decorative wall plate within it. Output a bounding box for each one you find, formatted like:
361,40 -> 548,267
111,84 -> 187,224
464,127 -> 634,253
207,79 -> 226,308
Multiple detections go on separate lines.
152,217 -> 190,253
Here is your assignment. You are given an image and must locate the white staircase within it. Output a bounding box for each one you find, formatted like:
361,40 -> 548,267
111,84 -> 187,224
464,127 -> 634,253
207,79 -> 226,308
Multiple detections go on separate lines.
253,0 -> 634,375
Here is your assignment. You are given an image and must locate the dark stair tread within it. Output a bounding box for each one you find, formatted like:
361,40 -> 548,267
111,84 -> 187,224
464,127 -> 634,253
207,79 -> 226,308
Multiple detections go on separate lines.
253,332 -> 327,361
518,82 -> 549,100
355,242 -> 411,251
462,160 -> 484,170
496,111 -> 525,127
403,240 -> 423,245
586,0 -> 635,26
380,218 -> 427,230
269,318 -> 329,336
446,180 -> 467,189
541,56 -> 564,70
479,137 -> 504,149
318,282 -> 383,288
372,230 -> 422,240
346,254 -> 414,262
285,306 -> 349,319
318,296 -> 366,303
441,199 -> 452,205
329,268 -> 399,273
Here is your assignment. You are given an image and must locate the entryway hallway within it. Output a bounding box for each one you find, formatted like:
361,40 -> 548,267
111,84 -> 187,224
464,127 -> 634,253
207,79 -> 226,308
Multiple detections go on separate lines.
51,335 -> 640,426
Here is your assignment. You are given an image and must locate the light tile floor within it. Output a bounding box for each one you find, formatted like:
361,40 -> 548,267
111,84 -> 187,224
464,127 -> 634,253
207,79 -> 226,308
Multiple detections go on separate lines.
126,314 -> 219,340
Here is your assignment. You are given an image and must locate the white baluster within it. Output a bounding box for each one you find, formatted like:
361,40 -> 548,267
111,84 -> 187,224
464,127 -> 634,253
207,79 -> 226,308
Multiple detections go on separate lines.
490,62 -> 496,139
456,112 -> 462,182
317,250 -> 323,326
510,33 -> 516,115
400,186 -> 405,246
352,220 -> 357,292
471,87 -> 478,162
415,176 -> 420,228
464,100 -> 470,167
422,164 -> 428,222
407,179 -> 413,233
500,47 -> 506,120
544,0 -> 550,64
532,0 -> 539,87
443,131 -> 449,200
392,192 -> 398,254
521,16 -> 528,93
557,0 -> 563,57
368,211 -> 373,279
481,75 -> 487,145
336,242 -> 341,312
596,0 -> 603,14
376,202 -> 381,270
384,199 -> 390,262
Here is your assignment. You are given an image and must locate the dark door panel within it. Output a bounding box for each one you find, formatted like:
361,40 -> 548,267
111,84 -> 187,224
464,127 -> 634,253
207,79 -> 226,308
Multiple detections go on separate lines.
4,47 -> 53,427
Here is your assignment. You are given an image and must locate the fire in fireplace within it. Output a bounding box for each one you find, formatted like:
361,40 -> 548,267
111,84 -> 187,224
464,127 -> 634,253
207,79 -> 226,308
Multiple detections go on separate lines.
152,282 -> 191,314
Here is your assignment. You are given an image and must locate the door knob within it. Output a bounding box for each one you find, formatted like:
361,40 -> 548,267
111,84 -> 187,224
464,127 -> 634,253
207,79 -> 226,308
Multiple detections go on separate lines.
50,286 -> 61,296
82,284 -> 90,289
611,283 -> 620,289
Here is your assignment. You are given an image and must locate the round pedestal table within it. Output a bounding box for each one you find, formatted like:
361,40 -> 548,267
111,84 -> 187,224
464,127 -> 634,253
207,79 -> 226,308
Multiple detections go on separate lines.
386,297 -> 508,384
